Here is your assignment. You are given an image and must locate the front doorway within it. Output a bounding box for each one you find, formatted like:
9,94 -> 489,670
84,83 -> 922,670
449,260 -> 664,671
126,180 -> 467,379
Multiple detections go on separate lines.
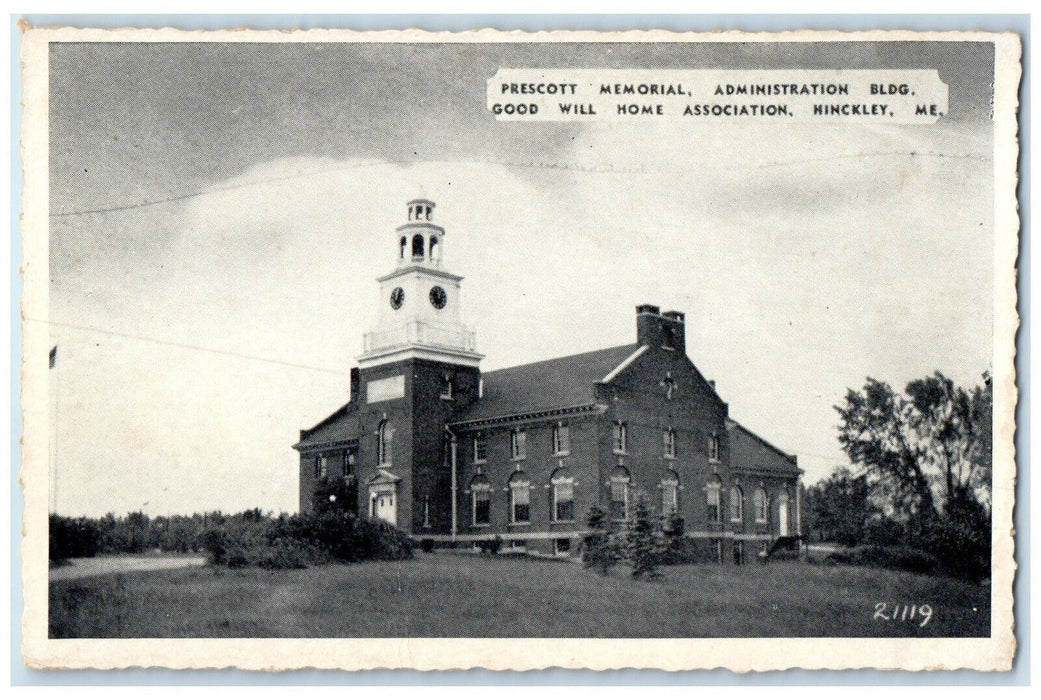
370,489 -> 397,526
367,468 -> 402,527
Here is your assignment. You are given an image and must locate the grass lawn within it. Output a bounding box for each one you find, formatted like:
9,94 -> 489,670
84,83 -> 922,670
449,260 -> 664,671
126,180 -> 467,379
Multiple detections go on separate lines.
49,553 -> 990,638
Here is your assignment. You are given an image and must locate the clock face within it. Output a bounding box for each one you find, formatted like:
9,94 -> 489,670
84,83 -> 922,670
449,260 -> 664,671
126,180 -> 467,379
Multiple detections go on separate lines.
390,287 -> 405,310
429,285 -> 448,309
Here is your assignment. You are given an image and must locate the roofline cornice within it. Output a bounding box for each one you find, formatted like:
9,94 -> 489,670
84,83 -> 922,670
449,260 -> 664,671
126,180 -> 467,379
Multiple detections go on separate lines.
448,402 -> 605,430
377,265 -> 463,284
293,438 -> 360,453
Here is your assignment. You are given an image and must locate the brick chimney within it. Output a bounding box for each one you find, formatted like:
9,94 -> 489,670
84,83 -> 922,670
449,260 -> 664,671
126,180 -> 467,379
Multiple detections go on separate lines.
636,304 -> 686,353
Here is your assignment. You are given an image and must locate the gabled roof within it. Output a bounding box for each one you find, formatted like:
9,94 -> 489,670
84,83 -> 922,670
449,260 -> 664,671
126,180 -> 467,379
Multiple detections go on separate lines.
294,402 -> 360,451
368,468 -> 402,485
727,418 -> 801,475
451,343 -> 642,425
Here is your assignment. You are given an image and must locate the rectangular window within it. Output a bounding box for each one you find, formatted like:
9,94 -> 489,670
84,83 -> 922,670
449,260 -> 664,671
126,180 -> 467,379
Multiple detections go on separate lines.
730,488 -> 744,522
610,480 -> 628,521
343,451 -> 356,476
473,433 -> 488,463
552,424 -> 570,455
553,480 -> 574,522
709,434 -> 720,462
613,422 -> 628,453
318,455 -> 329,479
473,489 -> 490,526
664,429 -> 676,458
511,483 -> 530,523
313,456 -> 321,478
707,485 -> 721,524
510,429 -> 526,460
662,482 -> 679,515
440,375 -> 453,400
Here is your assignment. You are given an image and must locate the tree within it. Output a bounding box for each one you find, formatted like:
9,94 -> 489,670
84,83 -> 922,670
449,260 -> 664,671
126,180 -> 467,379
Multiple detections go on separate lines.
835,371 -> 993,578
804,467 -> 875,546
624,495 -> 663,581
837,372 -> 992,522
581,505 -> 619,575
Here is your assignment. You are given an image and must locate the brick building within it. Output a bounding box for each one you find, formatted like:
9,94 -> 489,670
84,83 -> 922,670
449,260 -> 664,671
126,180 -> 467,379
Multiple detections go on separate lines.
294,199 -> 802,559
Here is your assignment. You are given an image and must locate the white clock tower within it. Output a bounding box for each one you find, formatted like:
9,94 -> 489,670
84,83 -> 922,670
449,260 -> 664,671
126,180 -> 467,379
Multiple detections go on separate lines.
359,199 -> 483,370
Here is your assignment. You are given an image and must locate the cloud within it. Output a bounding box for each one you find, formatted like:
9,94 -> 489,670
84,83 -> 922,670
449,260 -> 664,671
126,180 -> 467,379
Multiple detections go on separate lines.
49,125 -> 995,514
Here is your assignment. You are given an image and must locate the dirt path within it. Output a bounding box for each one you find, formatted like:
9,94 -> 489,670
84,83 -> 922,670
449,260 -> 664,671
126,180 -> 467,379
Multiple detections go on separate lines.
50,555 -> 207,581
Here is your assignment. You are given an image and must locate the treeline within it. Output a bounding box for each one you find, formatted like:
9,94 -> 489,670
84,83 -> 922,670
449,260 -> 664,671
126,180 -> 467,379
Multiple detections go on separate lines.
804,371 -> 993,581
49,508 -> 271,562
50,489 -> 414,569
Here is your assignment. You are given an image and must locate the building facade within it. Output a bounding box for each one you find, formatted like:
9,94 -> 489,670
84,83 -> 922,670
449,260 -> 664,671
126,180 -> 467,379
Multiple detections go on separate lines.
294,199 -> 802,558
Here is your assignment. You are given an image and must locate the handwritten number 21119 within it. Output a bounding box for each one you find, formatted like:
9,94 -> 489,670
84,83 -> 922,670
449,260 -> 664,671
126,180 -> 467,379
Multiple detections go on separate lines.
874,603 -> 933,627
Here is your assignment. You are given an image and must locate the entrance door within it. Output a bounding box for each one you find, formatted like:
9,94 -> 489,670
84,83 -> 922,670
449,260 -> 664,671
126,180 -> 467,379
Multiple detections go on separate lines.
778,494 -> 790,537
370,488 -> 397,526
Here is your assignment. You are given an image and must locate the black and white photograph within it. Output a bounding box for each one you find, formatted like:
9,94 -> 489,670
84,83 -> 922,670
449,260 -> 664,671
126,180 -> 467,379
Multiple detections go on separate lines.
18,26 -> 1020,671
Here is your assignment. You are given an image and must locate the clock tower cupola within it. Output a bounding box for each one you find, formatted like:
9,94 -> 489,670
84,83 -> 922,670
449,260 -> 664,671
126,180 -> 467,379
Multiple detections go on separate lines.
359,199 -> 483,370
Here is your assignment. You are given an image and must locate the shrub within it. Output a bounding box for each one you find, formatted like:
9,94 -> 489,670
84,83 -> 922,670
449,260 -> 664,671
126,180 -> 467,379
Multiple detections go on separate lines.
201,528 -> 231,565
420,538 -> 435,553
826,544 -> 940,576
581,506 -> 620,576
624,497 -> 664,581
660,537 -> 723,565
49,515 -> 101,562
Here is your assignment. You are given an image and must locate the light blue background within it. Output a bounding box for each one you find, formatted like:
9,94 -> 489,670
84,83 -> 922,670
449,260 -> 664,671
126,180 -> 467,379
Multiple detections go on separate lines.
9,13 -> 1030,686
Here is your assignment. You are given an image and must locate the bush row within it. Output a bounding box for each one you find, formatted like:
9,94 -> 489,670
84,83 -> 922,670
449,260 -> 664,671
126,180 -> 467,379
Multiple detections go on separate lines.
202,511 -> 414,569
49,509 -> 414,569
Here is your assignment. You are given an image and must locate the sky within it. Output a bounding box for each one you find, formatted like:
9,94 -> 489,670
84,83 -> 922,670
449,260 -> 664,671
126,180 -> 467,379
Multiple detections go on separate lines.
45,40 -> 996,517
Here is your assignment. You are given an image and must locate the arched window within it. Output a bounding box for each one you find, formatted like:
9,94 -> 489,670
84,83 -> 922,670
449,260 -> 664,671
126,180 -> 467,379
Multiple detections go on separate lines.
412,234 -> 425,259
470,474 -> 491,526
551,468 -> 575,522
661,470 -> 680,516
509,471 -> 531,523
429,235 -> 440,261
377,420 -> 393,466
729,486 -> 744,522
609,466 -> 631,521
706,475 -> 722,523
399,236 -> 407,259
754,487 -> 769,524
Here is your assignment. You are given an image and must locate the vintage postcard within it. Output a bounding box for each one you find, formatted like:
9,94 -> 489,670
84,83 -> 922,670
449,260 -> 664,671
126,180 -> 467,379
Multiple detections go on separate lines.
19,26 -> 1020,671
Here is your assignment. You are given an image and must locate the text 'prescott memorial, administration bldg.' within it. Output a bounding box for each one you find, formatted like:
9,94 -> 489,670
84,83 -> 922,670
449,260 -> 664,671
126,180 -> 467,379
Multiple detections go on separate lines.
293,199 -> 802,560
